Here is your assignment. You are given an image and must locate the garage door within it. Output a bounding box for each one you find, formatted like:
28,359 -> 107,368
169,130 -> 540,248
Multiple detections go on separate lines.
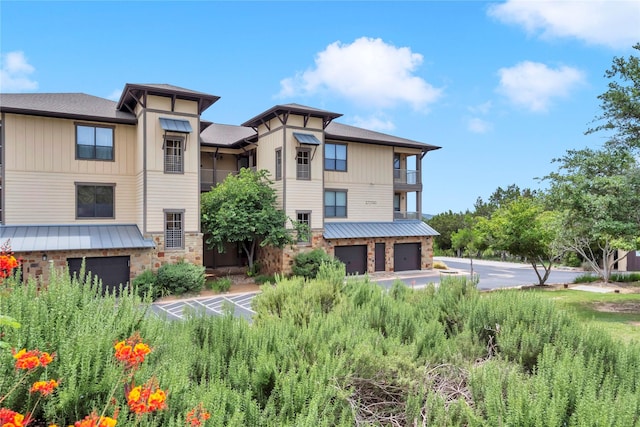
628,251 -> 640,271
394,243 -> 420,271
334,245 -> 367,275
67,256 -> 130,294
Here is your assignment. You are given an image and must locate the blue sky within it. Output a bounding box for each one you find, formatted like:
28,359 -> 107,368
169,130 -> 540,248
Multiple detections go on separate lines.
2,1 -> 639,215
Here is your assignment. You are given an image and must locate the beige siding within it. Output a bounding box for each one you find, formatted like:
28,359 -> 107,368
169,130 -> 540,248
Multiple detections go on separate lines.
5,171 -> 137,224
256,130 -> 285,205
146,95 -> 171,112
143,111 -> 198,173
324,183 -> 394,223
173,99 -> 198,115
145,171 -> 199,232
325,142 -> 392,185
3,114 -> 139,225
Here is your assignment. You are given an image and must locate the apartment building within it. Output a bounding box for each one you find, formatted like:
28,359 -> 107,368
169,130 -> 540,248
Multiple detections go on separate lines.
0,83 -> 439,289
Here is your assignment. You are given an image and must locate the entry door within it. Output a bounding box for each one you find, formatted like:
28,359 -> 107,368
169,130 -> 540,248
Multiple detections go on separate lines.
375,243 -> 385,272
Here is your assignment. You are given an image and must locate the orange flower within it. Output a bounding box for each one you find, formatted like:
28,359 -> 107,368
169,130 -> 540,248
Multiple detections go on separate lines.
30,379 -> 59,396
127,381 -> 167,414
72,412 -> 117,427
12,349 -> 54,370
0,408 -> 26,427
114,333 -> 151,370
186,403 -> 211,426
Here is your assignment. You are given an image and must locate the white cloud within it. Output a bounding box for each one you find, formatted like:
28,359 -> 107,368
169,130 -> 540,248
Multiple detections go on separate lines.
107,89 -> 122,101
0,51 -> 38,92
488,0 -> 640,49
468,100 -> 492,115
497,61 -> 585,112
350,114 -> 396,132
278,37 -> 443,110
468,118 -> 493,134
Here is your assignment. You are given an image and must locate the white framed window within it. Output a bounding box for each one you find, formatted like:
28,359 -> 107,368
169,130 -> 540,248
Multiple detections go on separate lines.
165,210 -> 184,249
275,148 -> 282,180
164,136 -> 184,173
296,148 -> 310,180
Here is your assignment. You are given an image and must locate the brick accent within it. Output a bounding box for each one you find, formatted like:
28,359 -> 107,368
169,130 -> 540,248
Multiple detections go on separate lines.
257,231 -> 434,275
14,232 -> 203,284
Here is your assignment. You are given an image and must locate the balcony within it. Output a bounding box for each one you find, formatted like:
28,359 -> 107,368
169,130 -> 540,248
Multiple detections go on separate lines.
200,167 -> 257,192
393,169 -> 421,190
394,211 -> 421,220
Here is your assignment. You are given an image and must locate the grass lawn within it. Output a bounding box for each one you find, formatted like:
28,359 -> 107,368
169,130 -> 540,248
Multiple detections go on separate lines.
530,287 -> 640,343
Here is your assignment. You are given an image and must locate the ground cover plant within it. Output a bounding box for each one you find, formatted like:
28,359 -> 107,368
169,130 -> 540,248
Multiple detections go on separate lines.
1,263 -> 639,425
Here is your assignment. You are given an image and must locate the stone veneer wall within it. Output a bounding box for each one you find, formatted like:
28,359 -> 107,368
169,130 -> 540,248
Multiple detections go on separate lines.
257,232 -> 434,275
322,235 -> 434,273
15,232 -> 203,284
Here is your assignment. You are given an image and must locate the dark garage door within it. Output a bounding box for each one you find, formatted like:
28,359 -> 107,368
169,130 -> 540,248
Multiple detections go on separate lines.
67,256 -> 130,294
628,251 -> 640,271
394,243 -> 420,272
334,245 -> 367,275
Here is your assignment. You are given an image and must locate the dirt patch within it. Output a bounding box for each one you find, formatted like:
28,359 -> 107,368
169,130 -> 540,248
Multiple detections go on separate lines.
155,273 -> 262,303
591,302 -> 640,314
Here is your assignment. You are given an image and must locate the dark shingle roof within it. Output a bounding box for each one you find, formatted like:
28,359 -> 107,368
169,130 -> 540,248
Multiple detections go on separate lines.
0,93 -> 136,124
242,103 -> 342,128
200,123 -> 257,147
117,83 -> 220,114
324,221 -> 439,239
0,224 -> 155,252
326,122 -> 440,151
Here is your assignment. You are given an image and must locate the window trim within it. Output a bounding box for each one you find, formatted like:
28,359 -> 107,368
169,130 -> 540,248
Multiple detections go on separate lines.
164,209 -> 185,250
296,147 -> 311,180
75,123 -> 115,161
75,182 -> 115,219
324,189 -> 348,218
325,142 -> 347,172
164,135 -> 185,174
296,210 -> 311,244
275,147 -> 282,181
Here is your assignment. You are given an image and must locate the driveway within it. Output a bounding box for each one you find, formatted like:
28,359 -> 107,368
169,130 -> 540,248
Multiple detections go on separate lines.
151,257 -> 584,320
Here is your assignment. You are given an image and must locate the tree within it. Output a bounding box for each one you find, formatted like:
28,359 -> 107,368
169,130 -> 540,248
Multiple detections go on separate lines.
474,184 -> 537,219
426,210 -> 467,252
201,168 -> 296,271
587,43 -> 640,151
488,197 -> 562,285
544,148 -> 640,282
451,214 -> 487,277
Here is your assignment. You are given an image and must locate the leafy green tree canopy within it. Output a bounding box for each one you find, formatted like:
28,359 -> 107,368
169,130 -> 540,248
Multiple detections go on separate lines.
544,148 -> 640,281
587,43 -> 640,151
201,168 -> 295,270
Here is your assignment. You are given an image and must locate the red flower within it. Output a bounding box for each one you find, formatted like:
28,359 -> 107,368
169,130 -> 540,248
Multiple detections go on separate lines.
72,412 -> 117,427
12,349 -> 54,370
127,380 -> 167,414
186,403 -> 211,426
30,379 -> 59,396
114,333 -> 151,370
0,408 -> 28,426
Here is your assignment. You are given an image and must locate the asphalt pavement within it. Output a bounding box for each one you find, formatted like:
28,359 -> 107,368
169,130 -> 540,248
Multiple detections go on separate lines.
150,257 -> 584,320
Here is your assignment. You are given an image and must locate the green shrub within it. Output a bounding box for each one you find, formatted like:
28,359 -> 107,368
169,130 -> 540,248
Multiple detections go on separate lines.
292,248 -> 344,279
573,273 -> 601,284
132,269 -> 160,300
209,276 -> 232,293
156,260 -> 205,296
562,251 -> 582,267
610,272 -> 640,283
254,274 -> 277,285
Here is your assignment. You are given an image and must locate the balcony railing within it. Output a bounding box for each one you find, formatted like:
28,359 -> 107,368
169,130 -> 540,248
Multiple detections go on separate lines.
200,167 -> 256,192
393,169 -> 420,185
394,211 -> 420,220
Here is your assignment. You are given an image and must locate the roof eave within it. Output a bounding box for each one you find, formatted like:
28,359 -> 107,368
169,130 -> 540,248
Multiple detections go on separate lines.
325,132 -> 441,152
0,107 -> 137,125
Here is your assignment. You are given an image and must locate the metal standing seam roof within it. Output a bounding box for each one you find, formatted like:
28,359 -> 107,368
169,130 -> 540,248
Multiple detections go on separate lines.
323,221 -> 439,239
0,225 -> 155,252
159,117 -> 193,133
293,132 -> 321,145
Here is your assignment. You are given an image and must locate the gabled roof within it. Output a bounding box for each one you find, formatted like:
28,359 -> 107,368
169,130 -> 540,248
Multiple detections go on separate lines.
0,224 -> 155,252
200,122 -> 257,147
117,83 -> 220,115
324,221 -> 439,239
242,103 -> 342,128
0,93 -> 136,124
326,122 -> 440,152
